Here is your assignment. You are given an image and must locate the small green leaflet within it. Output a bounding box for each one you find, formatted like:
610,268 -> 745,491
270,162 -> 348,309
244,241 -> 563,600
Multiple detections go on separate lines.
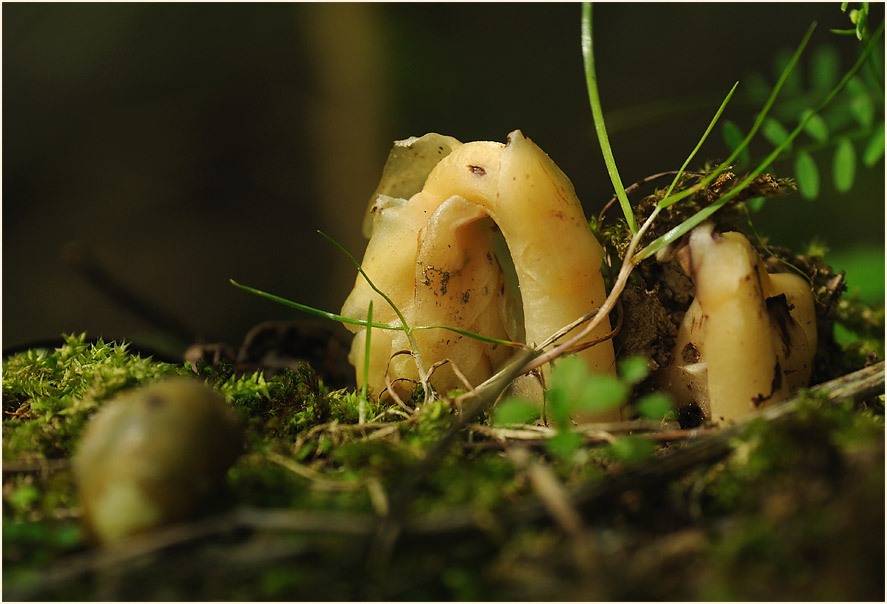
617,356 -> 650,385
762,117 -> 791,148
795,151 -> 820,199
746,196 -> 767,213
847,77 -> 875,127
862,122 -> 885,166
810,45 -> 841,91
572,374 -> 629,412
800,109 -> 829,142
549,356 -> 628,419
608,436 -> 656,464
636,392 -> 675,420
833,137 -> 857,193
493,397 -> 541,426
547,430 -> 583,461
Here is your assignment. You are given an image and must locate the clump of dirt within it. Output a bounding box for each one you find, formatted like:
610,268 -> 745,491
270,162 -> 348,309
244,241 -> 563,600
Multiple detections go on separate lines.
613,258 -> 692,371
597,169 -> 797,261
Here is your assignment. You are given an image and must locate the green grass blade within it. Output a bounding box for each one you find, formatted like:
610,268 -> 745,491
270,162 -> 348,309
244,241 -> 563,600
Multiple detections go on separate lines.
230,280 -> 523,349
361,300 -> 372,418
582,2 -> 637,234
317,230 -> 413,333
229,279 -> 398,330
662,81 -> 739,200
412,324 -> 525,349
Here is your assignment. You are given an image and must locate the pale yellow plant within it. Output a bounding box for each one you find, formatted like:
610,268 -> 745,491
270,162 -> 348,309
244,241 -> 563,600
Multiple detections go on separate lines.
340,130 -> 617,421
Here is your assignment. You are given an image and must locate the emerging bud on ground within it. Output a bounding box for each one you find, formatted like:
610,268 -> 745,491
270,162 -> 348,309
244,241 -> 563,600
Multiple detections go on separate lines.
341,131 -> 617,421
661,222 -> 817,425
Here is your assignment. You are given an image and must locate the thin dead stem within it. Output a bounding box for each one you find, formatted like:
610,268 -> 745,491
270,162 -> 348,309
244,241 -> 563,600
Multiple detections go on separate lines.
524,207 -> 660,374
467,418 -> 712,450
383,350 -> 416,411
563,299 -> 623,356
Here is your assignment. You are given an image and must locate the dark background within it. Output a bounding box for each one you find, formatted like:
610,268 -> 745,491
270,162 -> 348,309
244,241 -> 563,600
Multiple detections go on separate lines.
4,3 -> 884,358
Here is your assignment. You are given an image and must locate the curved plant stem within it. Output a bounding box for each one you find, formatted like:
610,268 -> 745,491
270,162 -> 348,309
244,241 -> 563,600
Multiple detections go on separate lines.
523,206 -> 654,373
316,231 -> 412,335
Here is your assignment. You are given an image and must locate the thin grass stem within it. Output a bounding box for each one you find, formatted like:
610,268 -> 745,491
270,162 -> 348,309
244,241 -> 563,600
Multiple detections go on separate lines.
662,81 -> 739,200
316,230 -> 412,333
230,280 -> 522,350
229,279 -> 393,329
360,300 -> 373,423
582,2 -> 637,234
411,325 -> 525,349
315,230 -> 432,392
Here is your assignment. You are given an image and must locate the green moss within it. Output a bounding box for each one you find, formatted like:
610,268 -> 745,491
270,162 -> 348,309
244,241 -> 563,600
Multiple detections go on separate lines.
193,359 -> 326,437
699,449 -> 884,601
669,392 -> 886,600
3,331 -> 883,601
332,439 -> 418,478
417,450 -> 519,514
2,519 -> 84,570
692,392 -> 882,513
407,397 -> 453,443
2,333 -> 189,461
225,455 -> 310,509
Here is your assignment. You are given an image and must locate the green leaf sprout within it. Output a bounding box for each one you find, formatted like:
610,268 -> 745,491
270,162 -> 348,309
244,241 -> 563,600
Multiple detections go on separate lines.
795,151 -> 820,199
